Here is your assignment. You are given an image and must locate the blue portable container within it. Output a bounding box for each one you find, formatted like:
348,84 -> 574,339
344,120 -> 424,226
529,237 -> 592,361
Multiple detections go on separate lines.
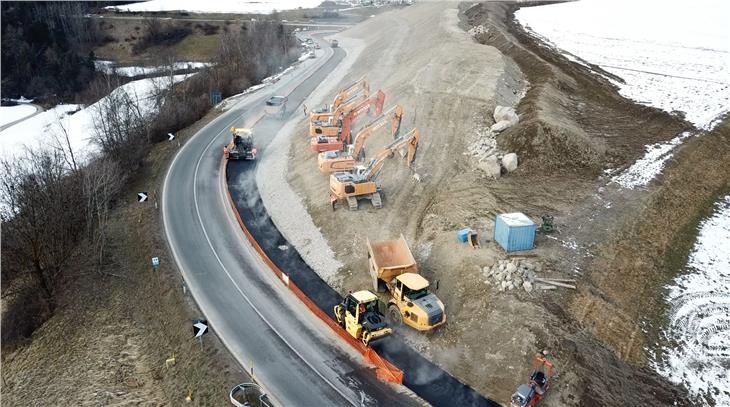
494,213 -> 536,252
457,228 -> 472,243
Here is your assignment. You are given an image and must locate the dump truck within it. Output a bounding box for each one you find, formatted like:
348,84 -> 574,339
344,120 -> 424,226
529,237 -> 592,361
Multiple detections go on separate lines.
331,39 -> 339,48
334,290 -> 392,345
367,235 -> 446,331
224,127 -> 256,160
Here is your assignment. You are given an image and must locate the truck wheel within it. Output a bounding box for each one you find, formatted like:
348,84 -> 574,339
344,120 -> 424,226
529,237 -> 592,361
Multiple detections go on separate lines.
388,305 -> 403,326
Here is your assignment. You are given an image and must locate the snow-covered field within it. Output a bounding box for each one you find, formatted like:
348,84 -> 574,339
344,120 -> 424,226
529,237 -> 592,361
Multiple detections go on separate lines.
94,60 -> 211,77
106,0 -> 322,14
516,0 -> 730,189
516,0 -> 730,130
652,196 -> 730,406
0,104 -> 37,127
0,75 -> 189,162
516,1 -> 730,401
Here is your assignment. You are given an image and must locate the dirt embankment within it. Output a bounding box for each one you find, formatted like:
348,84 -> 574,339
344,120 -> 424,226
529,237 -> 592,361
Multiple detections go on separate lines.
1,110 -> 246,406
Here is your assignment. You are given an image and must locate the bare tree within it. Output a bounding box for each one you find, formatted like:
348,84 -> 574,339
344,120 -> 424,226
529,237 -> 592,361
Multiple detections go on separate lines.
0,148 -> 85,310
49,111 -> 80,173
90,76 -> 149,169
83,160 -> 125,272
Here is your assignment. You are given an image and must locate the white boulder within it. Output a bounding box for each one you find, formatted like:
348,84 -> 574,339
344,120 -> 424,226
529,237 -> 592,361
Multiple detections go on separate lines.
502,153 -> 518,173
491,106 -> 519,133
478,155 -> 501,178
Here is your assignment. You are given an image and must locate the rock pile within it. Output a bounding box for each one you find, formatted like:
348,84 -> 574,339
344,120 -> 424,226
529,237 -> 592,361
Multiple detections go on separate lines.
468,25 -> 488,37
491,106 -> 519,133
482,258 -> 542,293
466,110 -> 520,177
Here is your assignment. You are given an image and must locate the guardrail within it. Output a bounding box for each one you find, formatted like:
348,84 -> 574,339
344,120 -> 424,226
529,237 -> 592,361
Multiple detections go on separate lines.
230,383 -> 274,407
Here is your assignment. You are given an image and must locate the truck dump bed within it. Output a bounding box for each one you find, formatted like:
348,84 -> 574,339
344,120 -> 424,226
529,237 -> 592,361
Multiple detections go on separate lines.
367,235 -> 417,290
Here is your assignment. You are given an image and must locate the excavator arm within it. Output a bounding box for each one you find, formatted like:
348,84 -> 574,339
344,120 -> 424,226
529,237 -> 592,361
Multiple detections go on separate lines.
339,90 -> 386,145
351,104 -> 404,159
332,77 -> 369,110
361,128 -> 420,181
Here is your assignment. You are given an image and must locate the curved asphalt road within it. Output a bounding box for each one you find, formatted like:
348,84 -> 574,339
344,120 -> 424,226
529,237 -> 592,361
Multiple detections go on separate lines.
162,36 -> 419,406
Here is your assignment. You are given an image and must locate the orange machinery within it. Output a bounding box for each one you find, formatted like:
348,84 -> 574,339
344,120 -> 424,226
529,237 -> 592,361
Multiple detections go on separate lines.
310,90 -> 385,153
317,104 -> 403,173
309,77 -> 369,123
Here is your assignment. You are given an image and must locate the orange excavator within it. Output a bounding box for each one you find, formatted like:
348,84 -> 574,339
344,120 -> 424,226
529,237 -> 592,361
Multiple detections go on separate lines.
310,90 -> 386,153
510,357 -> 556,407
317,104 -> 404,173
329,128 -> 420,210
310,88 -> 368,126
309,77 -> 369,122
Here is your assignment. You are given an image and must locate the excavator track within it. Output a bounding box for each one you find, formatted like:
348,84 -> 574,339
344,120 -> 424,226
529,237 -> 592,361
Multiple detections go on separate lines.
347,196 -> 359,210
371,192 -> 383,209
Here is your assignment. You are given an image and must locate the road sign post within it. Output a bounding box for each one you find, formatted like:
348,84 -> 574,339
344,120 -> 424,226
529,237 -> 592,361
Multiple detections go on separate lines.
152,257 -> 160,270
193,319 -> 208,351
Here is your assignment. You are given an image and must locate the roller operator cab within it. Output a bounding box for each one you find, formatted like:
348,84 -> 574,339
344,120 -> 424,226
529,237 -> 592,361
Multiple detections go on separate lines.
334,290 -> 392,345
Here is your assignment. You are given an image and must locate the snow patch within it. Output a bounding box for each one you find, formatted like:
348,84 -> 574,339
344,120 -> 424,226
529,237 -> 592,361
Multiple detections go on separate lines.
0,75 -> 191,162
653,196 -> 730,406
0,104 -> 37,127
611,131 -> 694,189
94,60 -> 211,77
516,0 -> 730,130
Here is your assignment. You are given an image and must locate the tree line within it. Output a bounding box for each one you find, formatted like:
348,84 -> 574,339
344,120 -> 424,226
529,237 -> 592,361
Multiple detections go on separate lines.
1,12 -> 299,347
0,2 -> 105,102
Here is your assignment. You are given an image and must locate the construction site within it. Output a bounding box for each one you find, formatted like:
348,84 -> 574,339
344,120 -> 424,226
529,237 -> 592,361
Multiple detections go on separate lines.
262,2 -> 729,406
2,1 -> 728,406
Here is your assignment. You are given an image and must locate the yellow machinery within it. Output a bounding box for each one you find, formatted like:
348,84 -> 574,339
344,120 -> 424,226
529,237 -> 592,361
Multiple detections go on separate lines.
329,128 -> 420,210
317,104 -> 403,173
367,236 -> 446,331
333,290 -> 392,345
223,127 -> 256,160
309,77 -> 369,123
